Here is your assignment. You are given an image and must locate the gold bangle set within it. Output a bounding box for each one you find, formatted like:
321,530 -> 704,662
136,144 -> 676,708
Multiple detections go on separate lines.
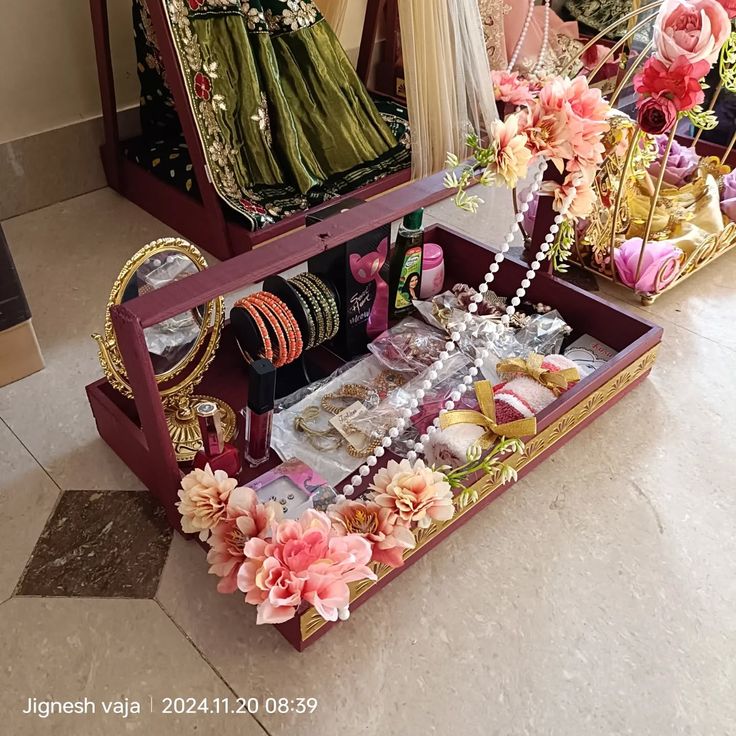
320,383 -> 379,415
288,273 -> 340,349
295,380 -> 391,458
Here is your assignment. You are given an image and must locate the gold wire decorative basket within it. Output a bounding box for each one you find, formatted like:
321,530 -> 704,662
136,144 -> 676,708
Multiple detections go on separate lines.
561,0 -> 736,305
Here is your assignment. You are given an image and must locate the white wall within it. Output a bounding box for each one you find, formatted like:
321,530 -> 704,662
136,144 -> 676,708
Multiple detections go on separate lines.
0,0 -> 139,144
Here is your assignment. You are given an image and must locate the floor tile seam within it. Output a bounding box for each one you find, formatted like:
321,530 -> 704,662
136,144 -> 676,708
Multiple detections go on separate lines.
0,185 -> 109,226
153,598 -> 274,736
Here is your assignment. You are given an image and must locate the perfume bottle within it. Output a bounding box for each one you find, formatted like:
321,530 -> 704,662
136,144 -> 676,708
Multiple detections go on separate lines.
244,359 -> 276,467
193,402 -> 241,476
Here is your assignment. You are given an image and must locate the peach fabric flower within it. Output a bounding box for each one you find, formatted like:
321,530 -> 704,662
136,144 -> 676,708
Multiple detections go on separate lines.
614,237 -> 684,294
654,0 -> 730,66
237,509 -> 376,625
489,115 -> 533,189
328,499 -> 416,569
206,487 -> 282,594
544,168 -> 597,220
535,76 -> 609,170
492,70 -> 534,107
370,459 -> 454,529
177,465 -> 237,541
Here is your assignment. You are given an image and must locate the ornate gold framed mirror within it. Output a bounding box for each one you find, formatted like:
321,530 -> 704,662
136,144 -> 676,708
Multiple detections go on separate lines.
93,238 -> 236,462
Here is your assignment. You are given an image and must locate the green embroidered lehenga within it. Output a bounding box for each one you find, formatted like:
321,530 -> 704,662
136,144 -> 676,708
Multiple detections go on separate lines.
129,0 -> 411,230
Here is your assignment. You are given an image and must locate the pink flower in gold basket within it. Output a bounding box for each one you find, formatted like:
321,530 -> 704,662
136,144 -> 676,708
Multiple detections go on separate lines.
488,115 -> 533,189
492,70 -> 534,107
654,0 -> 730,66
206,487 -> 282,594
637,95 -> 679,135
614,237 -> 684,294
328,499 -> 416,569
177,465 -> 237,541
237,510 -> 376,624
370,459 -> 454,529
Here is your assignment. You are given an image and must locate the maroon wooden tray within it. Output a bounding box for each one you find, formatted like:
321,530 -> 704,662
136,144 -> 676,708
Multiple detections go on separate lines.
86,172 -> 663,650
89,0 -> 411,261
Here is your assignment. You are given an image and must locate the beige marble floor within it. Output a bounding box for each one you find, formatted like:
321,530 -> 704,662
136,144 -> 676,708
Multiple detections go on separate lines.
1,188 -> 735,735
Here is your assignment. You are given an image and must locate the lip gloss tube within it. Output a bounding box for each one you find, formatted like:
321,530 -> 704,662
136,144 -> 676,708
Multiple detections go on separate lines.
244,359 -> 276,467
193,402 -> 241,476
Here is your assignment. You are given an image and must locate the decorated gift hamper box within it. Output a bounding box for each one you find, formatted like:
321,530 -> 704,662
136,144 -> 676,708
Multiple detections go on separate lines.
86,171 -> 662,651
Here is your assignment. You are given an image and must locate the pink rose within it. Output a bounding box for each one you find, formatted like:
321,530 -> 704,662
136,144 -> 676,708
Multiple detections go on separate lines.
637,95 -> 678,135
614,238 -> 683,294
716,0 -> 736,18
720,168 -> 736,219
654,0 -> 731,66
648,135 -> 701,186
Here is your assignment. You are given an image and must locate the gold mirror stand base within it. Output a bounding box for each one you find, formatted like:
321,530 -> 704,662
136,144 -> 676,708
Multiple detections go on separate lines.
165,394 -> 237,463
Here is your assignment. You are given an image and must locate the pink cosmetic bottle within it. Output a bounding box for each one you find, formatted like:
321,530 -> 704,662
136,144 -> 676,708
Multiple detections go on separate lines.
193,402 -> 241,476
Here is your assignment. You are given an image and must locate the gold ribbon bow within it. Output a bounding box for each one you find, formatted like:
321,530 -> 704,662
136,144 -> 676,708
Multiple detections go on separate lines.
496,353 -> 579,396
439,380 -> 536,449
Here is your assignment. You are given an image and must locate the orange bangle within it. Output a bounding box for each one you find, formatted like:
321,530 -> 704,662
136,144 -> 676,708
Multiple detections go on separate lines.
247,296 -> 289,368
233,297 -> 273,363
259,292 -> 303,363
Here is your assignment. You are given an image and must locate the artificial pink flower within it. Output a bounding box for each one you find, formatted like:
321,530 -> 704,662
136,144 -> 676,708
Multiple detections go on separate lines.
236,510 -> 376,625
492,70 -> 534,107
518,104 -> 573,166
720,168 -> 736,219
370,459 -> 454,529
543,166 -> 598,220
537,76 -> 609,169
488,115 -> 533,189
637,94 -> 679,135
648,135 -> 701,186
634,55 -> 710,112
177,465 -> 237,541
654,0 -> 730,66
328,499 -> 416,569
206,487 -> 282,594
716,0 -> 736,18
614,237 -> 684,294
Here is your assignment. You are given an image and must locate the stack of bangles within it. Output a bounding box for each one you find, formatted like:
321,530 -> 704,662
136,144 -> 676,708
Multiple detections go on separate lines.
233,292 -> 303,368
288,273 -> 340,350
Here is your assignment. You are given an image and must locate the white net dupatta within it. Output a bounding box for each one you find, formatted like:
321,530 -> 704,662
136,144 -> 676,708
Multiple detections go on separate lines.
399,0 -> 498,179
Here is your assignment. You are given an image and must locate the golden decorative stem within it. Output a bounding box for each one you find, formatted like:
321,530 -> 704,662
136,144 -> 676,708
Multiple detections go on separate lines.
692,82 -> 723,147
586,19 -> 655,84
720,127 -> 736,164
635,125 -> 677,282
610,128 -> 642,285
562,1 -> 664,76
608,40 -> 653,108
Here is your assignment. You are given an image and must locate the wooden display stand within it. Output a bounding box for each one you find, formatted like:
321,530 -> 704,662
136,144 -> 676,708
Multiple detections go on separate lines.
88,0 -> 411,261
86,172 -> 663,650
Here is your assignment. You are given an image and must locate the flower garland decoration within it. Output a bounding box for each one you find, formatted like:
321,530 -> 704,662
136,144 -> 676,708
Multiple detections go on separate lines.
634,0 -> 733,134
178,434 -> 522,625
446,74 -> 610,223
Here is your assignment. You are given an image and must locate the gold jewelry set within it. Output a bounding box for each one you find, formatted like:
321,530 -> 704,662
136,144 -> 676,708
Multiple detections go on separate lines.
295,379 -> 393,458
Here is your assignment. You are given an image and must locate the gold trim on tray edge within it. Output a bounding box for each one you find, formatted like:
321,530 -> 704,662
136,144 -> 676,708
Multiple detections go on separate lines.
299,346 -> 660,642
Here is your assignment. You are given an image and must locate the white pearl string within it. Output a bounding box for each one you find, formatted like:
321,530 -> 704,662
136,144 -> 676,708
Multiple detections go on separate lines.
342,160 -> 570,498
532,0 -> 552,75
506,0 -> 535,72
